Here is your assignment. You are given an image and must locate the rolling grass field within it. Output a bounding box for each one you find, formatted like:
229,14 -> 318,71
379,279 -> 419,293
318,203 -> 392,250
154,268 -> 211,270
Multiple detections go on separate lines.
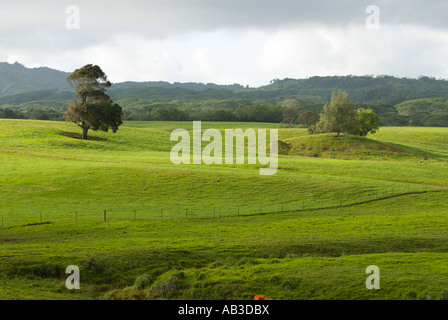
1,119 -> 448,300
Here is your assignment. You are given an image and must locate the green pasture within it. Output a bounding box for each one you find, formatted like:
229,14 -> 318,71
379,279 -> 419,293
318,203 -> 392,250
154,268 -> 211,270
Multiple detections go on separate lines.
0,120 -> 448,300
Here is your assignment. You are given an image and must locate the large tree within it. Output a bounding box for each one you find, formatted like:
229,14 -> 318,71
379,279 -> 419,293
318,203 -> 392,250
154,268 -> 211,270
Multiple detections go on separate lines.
64,64 -> 122,140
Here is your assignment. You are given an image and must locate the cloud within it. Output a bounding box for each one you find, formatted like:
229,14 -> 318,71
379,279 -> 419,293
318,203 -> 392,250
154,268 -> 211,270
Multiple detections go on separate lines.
0,0 -> 447,85
253,24 -> 448,82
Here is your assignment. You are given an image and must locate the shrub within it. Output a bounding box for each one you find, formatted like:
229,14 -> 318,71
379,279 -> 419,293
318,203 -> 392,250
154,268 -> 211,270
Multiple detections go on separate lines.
278,140 -> 291,155
406,291 -> 418,300
29,263 -> 64,278
440,291 -> 448,300
84,257 -> 117,283
149,272 -> 185,298
419,292 -> 433,300
134,274 -> 154,290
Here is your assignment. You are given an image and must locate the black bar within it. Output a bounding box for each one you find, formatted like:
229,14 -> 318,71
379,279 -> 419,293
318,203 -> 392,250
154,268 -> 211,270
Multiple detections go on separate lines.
0,300 -> 440,318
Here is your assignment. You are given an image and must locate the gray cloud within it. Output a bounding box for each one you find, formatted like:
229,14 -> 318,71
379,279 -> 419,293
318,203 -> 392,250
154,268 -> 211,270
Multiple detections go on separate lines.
0,0 -> 447,84
2,0 -> 447,41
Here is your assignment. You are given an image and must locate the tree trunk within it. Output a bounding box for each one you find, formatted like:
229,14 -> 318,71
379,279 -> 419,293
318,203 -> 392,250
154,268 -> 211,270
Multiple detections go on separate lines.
82,124 -> 89,140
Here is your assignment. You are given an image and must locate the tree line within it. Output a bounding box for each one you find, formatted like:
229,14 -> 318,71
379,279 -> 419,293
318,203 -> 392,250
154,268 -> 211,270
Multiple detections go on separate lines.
3,64 -> 444,140
2,97 -> 445,127
122,102 -> 284,123
0,107 -> 63,121
2,64 -> 382,140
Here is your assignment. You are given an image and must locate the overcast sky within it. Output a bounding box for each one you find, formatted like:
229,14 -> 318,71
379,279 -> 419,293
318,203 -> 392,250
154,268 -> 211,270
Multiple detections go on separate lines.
1,0 -> 447,86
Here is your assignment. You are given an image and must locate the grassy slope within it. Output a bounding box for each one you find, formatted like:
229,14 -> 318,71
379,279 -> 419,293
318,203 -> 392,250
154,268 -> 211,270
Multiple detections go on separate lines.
1,120 -> 448,300
285,133 -> 430,160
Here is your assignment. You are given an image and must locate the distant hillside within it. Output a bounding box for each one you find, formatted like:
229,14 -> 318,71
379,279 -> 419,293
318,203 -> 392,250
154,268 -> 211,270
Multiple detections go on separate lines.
108,86 -> 236,103
0,89 -> 73,105
394,98 -> 448,127
0,62 -> 72,97
1,62 -> 448,126
2,62 -> 448,106
110,75 -> 448,107
245,76 -> 448,105
0,62 -> 244,102
113,81 -> 244,92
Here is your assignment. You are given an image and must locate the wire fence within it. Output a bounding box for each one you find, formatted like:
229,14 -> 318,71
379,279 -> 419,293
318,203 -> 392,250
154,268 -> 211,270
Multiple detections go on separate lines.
1,186 -> 446,229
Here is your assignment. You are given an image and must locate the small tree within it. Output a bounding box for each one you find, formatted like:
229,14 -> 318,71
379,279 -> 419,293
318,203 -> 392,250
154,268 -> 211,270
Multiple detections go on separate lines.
310,91 -> 382,137
318,90 -> 357,137
281,106 -> 297,127
356,108 -> 382,136
64,64 -> 122,140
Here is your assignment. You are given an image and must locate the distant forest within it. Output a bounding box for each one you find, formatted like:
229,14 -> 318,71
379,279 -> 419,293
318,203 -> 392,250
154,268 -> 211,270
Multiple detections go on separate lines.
1,61 -> 448,127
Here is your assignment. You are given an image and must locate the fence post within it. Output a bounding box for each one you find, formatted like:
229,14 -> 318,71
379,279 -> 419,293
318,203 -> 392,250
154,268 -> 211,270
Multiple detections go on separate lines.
104,210 -> 107,222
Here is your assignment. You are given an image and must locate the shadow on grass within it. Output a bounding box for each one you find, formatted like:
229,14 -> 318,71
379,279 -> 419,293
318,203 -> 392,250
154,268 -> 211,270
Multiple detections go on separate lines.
59,131 -> 109,142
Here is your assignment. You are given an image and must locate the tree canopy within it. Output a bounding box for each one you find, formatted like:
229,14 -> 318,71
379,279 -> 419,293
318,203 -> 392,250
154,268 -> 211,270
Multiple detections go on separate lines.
356,108 -> 382,136
297,111 -> 319,128
310,90 -> 381,137
281,106 -> 297,127
319,90 -> 357,137
64,64 -> 122,140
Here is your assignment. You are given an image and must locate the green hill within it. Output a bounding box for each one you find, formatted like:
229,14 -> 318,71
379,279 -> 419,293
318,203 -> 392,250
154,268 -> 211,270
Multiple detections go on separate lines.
285,134 -> 429,160
0,62 -> 71,97
394,98 -> 448,127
